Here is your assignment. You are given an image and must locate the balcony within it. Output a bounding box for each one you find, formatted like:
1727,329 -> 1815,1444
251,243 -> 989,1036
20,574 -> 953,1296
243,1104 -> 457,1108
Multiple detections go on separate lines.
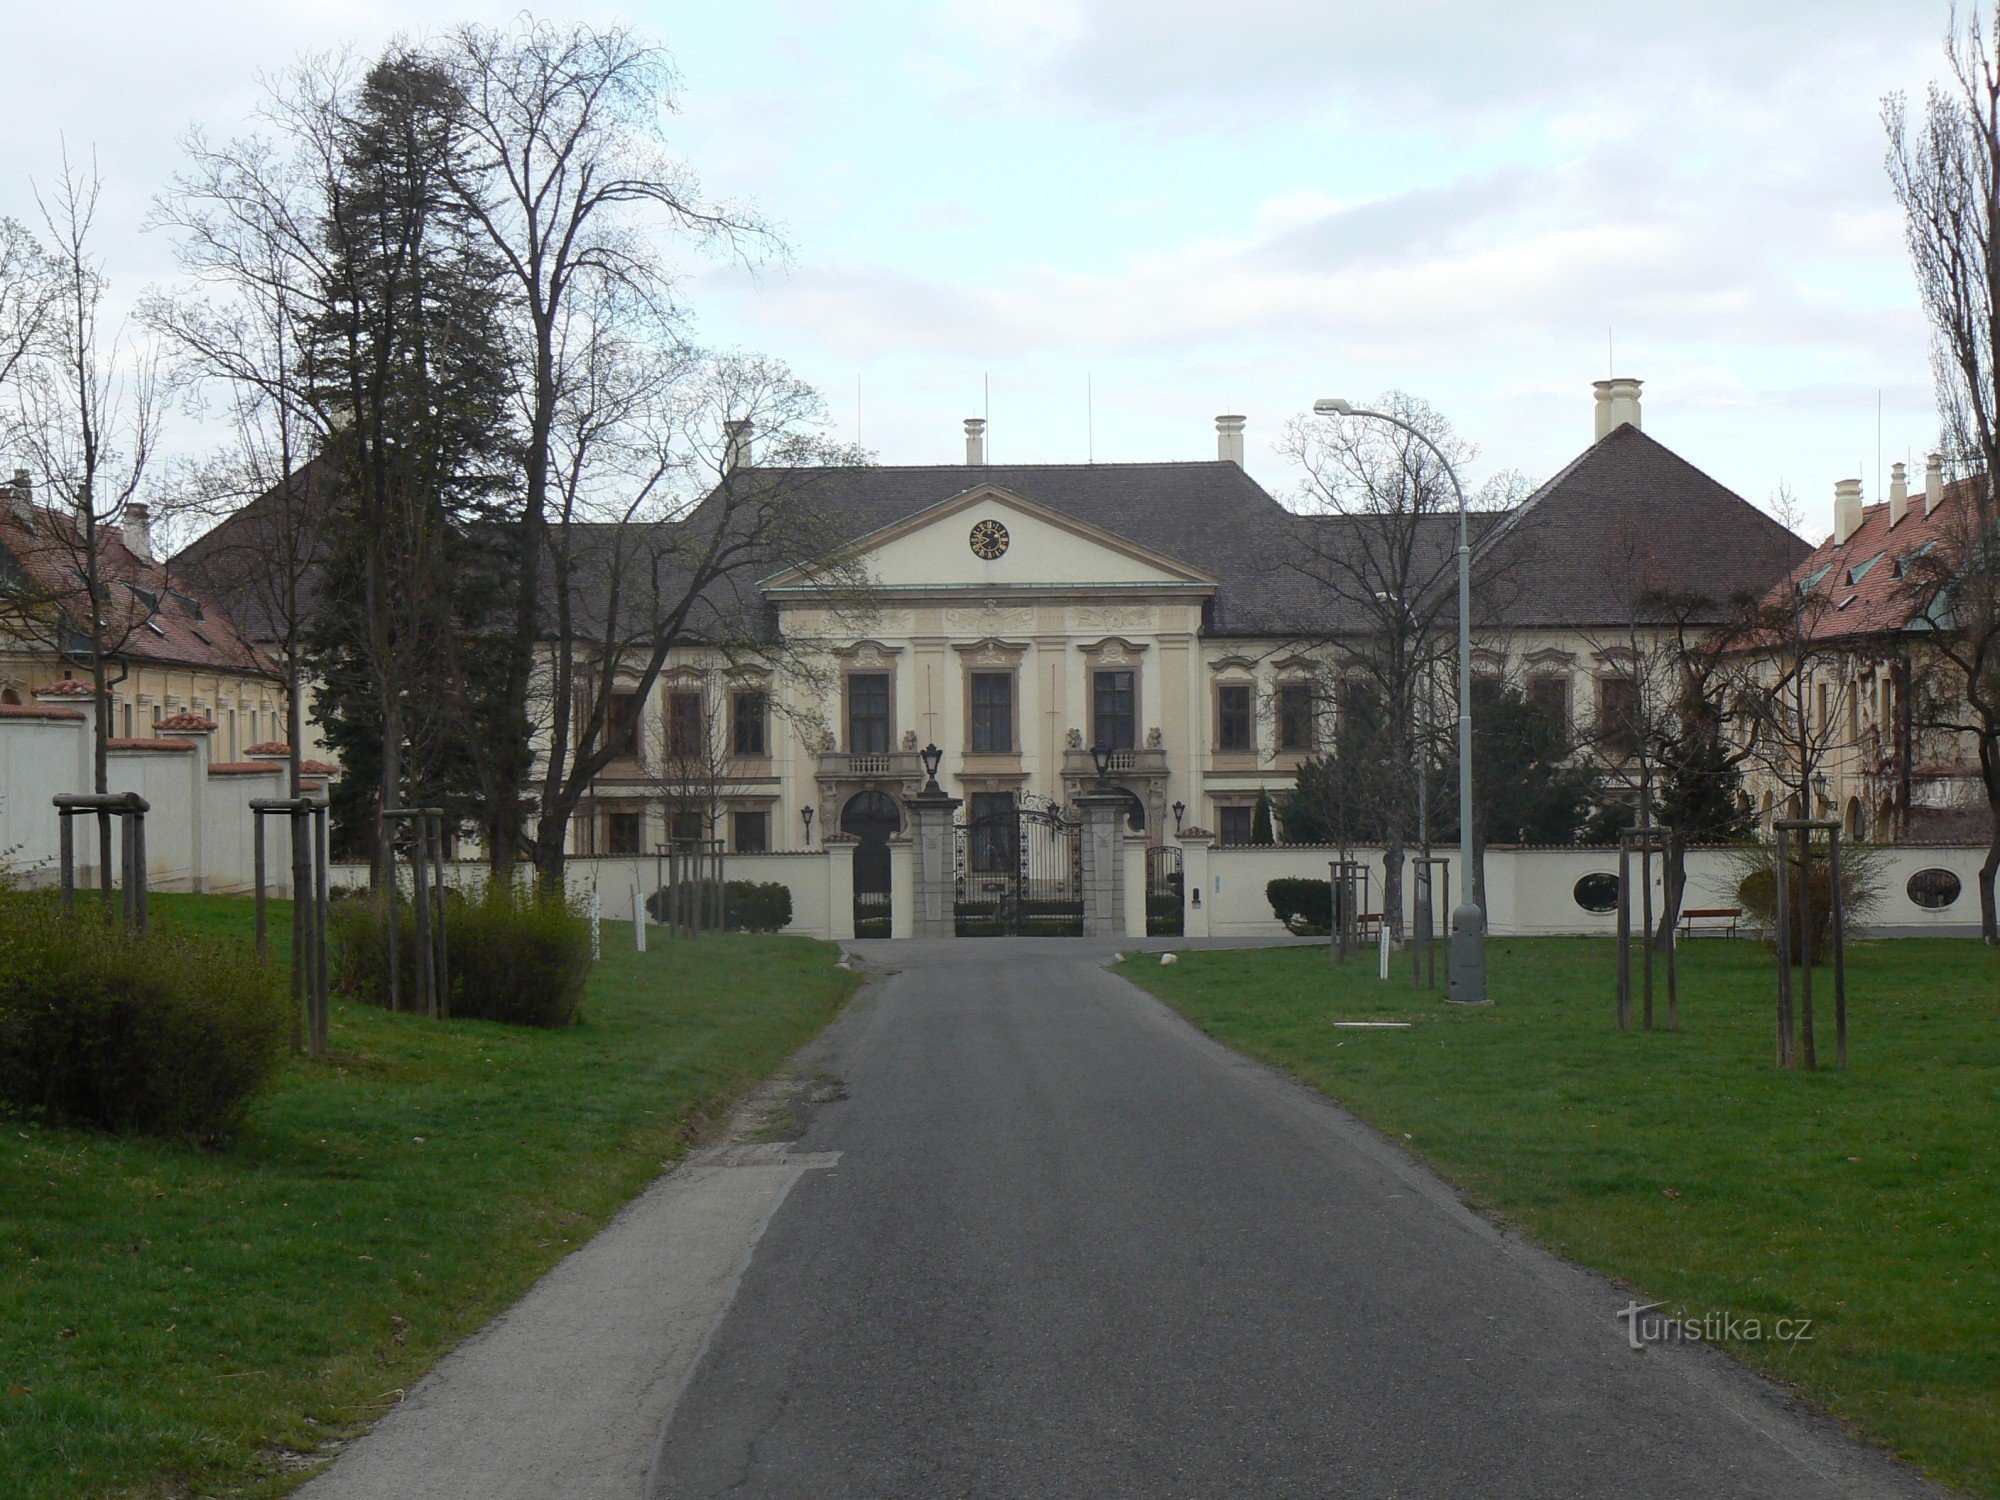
816,749 -> 923,782
1061,746 -> 1169,781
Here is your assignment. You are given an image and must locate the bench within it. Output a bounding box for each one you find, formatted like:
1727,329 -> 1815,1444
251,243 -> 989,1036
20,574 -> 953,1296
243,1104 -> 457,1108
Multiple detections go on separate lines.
1678,907 -> 1741,938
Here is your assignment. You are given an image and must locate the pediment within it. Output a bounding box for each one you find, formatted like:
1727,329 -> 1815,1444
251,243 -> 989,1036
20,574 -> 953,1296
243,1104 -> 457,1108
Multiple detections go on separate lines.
763,484 -> 1216,591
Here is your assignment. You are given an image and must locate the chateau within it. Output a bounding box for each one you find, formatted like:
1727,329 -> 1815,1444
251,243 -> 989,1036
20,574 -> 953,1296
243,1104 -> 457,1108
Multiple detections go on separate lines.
569,382 -> 1807,891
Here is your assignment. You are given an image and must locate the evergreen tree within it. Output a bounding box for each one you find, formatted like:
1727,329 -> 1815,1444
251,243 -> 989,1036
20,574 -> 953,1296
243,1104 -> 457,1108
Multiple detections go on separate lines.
1250,788 -> 1276,845
303,50 -> 520,863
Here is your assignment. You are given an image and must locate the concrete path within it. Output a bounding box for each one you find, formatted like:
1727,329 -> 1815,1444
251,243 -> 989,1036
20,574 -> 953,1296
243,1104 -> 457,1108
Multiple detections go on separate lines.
299,1142 -> 839,1499
649,938 -> 1943,1499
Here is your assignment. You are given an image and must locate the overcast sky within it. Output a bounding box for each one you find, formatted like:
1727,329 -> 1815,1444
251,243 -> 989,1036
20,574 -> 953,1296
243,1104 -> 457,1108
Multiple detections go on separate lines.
0,0 -> 1966,536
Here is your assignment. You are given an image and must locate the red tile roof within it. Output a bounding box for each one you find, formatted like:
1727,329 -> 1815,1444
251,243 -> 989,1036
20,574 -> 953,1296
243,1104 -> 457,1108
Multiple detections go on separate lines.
243,741 -> 291,756
0,504 -> 279,678
208,761 -> 282,775
1763,478 -> 1979,641
108,737 -> 193,752
34,678 -> 94,697
153,711 -> 217,733
0,702 -> 84,720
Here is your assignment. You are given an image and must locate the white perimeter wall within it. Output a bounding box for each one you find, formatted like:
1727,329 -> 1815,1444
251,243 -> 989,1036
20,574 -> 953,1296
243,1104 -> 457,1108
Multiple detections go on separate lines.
1202,843 -> 1991,938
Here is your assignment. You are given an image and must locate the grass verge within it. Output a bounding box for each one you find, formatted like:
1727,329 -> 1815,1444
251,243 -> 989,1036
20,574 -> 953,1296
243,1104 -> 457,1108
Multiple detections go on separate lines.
1127,936 -> 1998,1497
0,893 -> 860,1499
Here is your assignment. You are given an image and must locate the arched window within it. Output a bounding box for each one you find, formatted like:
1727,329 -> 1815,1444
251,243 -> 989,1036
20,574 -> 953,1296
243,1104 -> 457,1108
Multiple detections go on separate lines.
0,686 -> 20,706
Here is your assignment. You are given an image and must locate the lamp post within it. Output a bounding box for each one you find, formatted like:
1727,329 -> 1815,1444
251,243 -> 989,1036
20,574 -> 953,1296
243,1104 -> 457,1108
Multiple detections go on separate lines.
1172,799 -> 1186,833
921,741 -> 944,792
800,805 -> 814,848
1314,396 -> 1487,1004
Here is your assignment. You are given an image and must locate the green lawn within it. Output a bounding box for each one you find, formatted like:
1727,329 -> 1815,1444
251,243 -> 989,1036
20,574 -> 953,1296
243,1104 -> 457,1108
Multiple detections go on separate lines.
0,894 -> 860,1500
1129,936 -> 1999,1497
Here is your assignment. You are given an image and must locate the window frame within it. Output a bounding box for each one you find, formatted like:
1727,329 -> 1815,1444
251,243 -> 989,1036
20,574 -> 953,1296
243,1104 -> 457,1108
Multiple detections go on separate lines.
846,671 -> 894,755
1216,681 -> 1254,752
968,670 -> 1016,754
730,688 -> 768,758
731,808 -> 770,853
1275,682 -> 1315,751
1092,668 -> 1137,752
1217,805 -> 1254,847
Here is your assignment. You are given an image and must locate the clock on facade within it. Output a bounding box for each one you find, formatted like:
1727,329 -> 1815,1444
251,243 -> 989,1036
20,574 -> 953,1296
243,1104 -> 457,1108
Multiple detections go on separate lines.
969,518 -> 1010,560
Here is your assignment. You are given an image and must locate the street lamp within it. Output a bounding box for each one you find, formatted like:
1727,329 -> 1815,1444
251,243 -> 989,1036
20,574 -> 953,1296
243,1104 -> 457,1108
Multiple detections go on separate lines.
1172,799 -> 1186,833
1090,741 -> 1111,786
920,741 -> 944,791
800,805 -> 814,847
1315,395 -> 1487,1003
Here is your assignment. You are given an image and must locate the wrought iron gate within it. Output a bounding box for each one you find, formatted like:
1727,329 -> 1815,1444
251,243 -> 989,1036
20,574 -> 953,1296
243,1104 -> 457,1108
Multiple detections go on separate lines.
954,795 -> 1083,936
1146,844 -> 1184,936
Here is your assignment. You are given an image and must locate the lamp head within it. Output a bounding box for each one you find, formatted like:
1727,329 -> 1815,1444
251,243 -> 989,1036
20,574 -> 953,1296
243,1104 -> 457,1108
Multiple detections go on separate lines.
1090,741 -> 1111,783
1172,800 -> 1186,830
921,741 -> 943,786
1314,398 -> 1356,417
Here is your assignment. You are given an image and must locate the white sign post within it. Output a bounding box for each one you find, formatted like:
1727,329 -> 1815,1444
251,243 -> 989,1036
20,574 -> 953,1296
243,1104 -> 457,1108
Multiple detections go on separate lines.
590,888 -> 602,961
633,885 -> 647,952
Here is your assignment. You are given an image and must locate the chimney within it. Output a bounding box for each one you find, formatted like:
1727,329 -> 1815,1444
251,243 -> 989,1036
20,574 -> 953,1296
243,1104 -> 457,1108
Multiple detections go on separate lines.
1833,477 -> 1864,545
1924,452 -> 1944,515
1592,377 -> 1643,441
1215,414 -> 1246,467
964,417 -> 986,466
723,418 -> 753,473
4,468 -> 28,522
1887,462 -> 1908,528
123,501 -> 152,563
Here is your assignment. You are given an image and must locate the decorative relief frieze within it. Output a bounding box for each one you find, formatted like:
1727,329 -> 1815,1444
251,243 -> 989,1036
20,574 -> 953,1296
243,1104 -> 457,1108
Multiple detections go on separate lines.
1070,604 -> 1154,631
944,602 -> 1034,633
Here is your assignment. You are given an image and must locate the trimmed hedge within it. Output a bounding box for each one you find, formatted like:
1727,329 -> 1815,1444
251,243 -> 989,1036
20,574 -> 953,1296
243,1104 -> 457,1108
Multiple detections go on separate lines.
0,893 -> 287,1143
646,880 -> 794,933
1267,877 -> 1334,933
332,884 -> 594,1027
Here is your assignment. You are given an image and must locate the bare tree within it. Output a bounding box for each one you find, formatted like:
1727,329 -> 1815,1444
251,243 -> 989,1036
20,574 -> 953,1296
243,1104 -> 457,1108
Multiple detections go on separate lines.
1275,394 -> 1526,939
529,353 -> 867,890
438,18 -> 773,880
149,125 -> 336,796
1885,14 -> 2000,940
0,150 -> 164,817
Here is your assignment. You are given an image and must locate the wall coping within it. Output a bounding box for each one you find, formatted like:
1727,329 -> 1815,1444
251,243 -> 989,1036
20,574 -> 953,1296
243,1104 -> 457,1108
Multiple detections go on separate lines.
0,703 -> 84,721
108,737 -> 193,753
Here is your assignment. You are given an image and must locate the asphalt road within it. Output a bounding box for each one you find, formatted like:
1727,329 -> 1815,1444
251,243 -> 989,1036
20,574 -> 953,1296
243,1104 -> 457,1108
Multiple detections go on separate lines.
648,937 -> 1942,1500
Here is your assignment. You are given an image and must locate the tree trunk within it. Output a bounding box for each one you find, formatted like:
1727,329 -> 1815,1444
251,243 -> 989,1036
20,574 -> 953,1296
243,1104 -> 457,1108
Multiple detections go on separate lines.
1654,834 -> 1687,951
1382,838 -> 1405,946
1980,736 -> 1999,945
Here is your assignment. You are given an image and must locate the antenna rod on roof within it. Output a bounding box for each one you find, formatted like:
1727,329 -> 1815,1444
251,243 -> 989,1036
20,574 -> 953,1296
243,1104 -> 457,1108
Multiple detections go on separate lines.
984,372 -> 990,464
1087,372 -> 1094,464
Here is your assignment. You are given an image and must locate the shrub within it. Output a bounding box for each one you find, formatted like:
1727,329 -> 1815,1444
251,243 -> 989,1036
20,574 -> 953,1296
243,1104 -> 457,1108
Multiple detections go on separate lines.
1267,877 -> 1333,933
333,884 -> 593,1027
646,880 -> 793,933
1731,841 -> 1884,963
0,893 -> 287,1143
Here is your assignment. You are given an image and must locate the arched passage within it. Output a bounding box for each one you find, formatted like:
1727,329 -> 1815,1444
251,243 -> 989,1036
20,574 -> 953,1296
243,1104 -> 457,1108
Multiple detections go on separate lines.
842,790 -> 900,936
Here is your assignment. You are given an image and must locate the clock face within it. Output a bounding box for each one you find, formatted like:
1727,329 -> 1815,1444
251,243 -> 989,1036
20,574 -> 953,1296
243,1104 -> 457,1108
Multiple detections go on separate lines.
969,518 -> 1010,560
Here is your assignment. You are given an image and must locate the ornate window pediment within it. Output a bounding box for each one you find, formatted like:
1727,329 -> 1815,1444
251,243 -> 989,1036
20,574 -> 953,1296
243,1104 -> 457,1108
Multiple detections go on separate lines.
839,639 -> 904,670
1078,636 -> 1148,666
952,636 -> 1029,667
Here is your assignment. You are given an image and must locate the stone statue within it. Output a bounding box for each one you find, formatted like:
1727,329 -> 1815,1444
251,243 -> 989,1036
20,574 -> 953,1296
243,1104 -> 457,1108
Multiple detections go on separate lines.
1146,726 -> 1163,748
1066,727 -> 1083,749
901,729 -> 918,750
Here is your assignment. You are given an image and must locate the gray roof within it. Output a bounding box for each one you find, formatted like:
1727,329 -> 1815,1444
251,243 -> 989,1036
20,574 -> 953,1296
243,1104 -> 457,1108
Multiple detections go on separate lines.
1472,425 -> 1810,627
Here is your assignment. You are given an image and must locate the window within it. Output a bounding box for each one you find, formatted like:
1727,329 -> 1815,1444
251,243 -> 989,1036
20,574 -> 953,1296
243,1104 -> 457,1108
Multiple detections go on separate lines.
669,809 -> 706,845
848,672 -> 891,754
1217,683 -> 1253,751
970,672 -> 1014,753
1528,675 -> 1570,733
1907,868 -> 1962,910
1597,677 -> 1640,757
1846,691 -> 1859,746
1092,669 -> 1135,751
1573,873 -> 1620,914
732,809 -> 770,853
602,692 -> 641,758
1338,679 -> 1380,742
123,702 -> 133,738
1817,681 -> 1830,736
1218,806 -> 1254,847
969,791 -> 1016,872
605,811 -> 642,855
731,690 -> 768,757
1276,684 -> 1314,750
667,690 -> 704,758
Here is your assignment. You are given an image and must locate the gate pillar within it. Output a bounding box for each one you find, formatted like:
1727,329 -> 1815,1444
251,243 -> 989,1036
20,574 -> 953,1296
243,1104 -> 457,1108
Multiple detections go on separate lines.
907,787 -> 961,938
1177,830 -> 1213,938
826,835 -> 857,941
1122,831 -> 1150,939
889,835 -> 915,939
1076,788 -> 1130,938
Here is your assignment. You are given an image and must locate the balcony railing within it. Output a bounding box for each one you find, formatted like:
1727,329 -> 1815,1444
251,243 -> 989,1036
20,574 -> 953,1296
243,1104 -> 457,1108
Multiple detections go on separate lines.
816,750 -> 922,780
1061,746 -> 1169,778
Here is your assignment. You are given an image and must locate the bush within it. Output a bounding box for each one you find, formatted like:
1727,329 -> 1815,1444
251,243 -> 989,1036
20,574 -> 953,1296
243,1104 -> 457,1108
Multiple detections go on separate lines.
1732,841 -> 1884,963
0,893 -> 287,1143
333,884 -> 594,1027
646,880 -> 793,933
1268,877 -> 1333,934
